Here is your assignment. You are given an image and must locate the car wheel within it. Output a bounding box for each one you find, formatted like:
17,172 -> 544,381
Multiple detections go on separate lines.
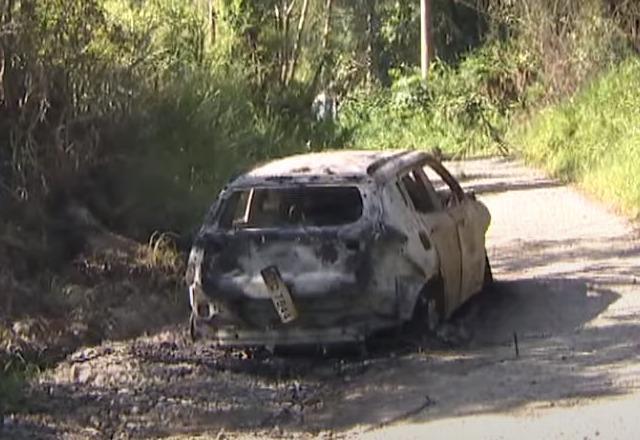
411,278 -> 445,333
189,313 -> 199,342
483,252 -> 494,290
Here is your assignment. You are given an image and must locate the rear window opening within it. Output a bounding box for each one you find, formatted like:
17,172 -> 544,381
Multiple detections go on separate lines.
218,186 -> 364,229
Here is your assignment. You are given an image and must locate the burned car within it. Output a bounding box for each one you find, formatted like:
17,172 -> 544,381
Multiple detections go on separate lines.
186,150 -> 492,346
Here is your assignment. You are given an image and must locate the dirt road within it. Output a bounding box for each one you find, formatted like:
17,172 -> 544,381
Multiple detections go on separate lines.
3,158 -> 640,439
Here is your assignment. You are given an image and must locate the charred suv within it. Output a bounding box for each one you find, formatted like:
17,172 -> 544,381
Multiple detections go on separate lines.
186,150 -> 492,346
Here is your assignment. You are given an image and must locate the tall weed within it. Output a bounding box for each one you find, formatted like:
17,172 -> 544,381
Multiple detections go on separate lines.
512,58 -> 640,218
487,0 -> 631,98
95,63 -> 310,238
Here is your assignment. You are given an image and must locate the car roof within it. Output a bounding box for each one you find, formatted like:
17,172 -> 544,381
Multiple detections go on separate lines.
229,149 -> 438,188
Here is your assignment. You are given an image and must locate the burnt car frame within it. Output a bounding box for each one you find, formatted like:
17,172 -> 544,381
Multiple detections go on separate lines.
186,150 -> 492,346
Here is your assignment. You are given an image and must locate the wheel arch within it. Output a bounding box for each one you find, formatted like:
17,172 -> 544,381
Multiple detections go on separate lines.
414,275 -> 446,321
395,274 -> 446,324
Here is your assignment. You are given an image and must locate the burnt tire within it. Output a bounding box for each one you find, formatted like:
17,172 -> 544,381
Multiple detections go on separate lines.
410,278 -> 445,334
483,252 -> 494,291
189,313 -> 199,343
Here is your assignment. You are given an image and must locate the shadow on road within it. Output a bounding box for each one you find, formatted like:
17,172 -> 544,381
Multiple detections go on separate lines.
302,275 -> 633,431
456,278 -> 619,346
493,237 -> 640,279
8,273 -> 634,439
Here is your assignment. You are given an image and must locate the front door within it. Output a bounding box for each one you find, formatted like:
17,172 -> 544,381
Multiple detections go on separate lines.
456,199 -> 490,301
422,162 -> 490,304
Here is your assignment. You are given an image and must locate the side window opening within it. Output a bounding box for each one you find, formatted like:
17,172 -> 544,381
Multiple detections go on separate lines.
400,169 -> 438,213
413,168 -> 443,210
395,182 -> 409,206
218,191 -> 243,228
422,166 -> 450,205
422,162 -> 465,208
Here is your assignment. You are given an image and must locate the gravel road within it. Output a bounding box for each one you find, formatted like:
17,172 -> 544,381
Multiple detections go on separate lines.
2,157 -> 639,439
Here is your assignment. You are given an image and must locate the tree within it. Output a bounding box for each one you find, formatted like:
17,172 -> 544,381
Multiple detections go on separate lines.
285,0 -> 309,85
421,0 -> 433,80
310,0 -> 334,93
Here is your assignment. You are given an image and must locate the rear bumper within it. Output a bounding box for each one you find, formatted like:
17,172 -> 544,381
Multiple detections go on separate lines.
189,282 -> 400,347
193,320 -> 372,347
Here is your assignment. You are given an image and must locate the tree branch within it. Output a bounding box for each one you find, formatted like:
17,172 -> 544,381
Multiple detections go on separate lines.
285,0 -> 309,86
310,0 -> 334,94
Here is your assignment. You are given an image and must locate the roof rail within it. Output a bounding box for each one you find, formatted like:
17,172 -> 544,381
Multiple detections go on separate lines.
366,151 -> 412,176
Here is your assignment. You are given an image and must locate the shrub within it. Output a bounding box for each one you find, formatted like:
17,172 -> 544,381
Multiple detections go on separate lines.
336,41 -> 537,156
513,57 -> 640,218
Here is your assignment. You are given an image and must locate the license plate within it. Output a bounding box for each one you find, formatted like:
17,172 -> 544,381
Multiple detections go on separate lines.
261,266 -> 298,323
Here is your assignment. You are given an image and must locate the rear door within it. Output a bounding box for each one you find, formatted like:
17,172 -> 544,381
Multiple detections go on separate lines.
396,168 -> 463,316
380,178 -> 437,274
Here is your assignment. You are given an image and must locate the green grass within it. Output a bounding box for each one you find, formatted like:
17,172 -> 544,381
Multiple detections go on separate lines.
0,372 -> 27,414
0,351 -> 36,415
511,57 -> 640,219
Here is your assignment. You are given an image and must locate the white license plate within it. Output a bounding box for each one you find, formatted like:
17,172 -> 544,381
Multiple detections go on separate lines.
261,266 -> 298,323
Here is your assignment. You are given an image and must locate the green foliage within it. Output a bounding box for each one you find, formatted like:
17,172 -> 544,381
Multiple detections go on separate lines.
0,327 -> 38,415
0,371 -> 26,414
0,0 -> 138,200
512,58 -> 640,218
337,41 -> 537,155
486,0 -> 632,98
104,68 -> 311,237
1,0 -> 638,242
0,0 -> 315,238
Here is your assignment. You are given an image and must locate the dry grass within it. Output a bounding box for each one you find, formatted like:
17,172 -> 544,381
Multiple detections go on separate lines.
137,232 -> 184,276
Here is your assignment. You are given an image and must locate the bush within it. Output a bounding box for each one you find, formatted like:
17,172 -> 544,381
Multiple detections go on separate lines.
512,57 -> 640,218
487,0 -> 631,99
336,41 -> 537,156
99,66 -> 310,238
0,0 -> 315,241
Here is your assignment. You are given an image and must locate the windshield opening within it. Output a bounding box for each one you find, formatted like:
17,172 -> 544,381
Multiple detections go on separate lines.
218,186 -> 364,229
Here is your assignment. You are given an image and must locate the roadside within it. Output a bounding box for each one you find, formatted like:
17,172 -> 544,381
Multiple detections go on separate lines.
1,157 -> 639,439
340,158 -> 640,438
512,57 -> 640,220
